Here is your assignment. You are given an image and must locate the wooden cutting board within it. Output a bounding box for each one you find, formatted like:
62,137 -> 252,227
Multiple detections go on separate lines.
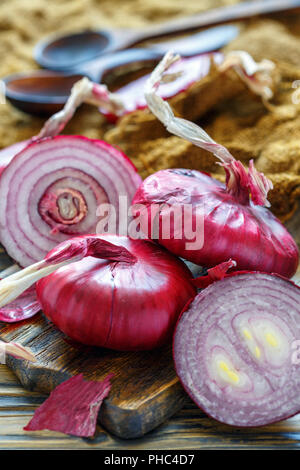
0,247 -> 187,439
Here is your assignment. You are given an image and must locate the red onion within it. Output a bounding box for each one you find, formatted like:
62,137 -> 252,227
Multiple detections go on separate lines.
0,136 -> 142,267
174,272 -> 300,427
0,234 -> 196,350
102,50 -> 274,122
101,53 -> 223,123
132,52 -> 298,278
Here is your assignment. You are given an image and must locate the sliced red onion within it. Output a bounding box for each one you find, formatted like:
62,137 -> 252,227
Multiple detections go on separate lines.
101,53 -> 223,122
0,136 -> 142,266
174,272 -> 300,427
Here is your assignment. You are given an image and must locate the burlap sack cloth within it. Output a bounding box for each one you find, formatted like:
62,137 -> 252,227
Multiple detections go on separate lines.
2,0 -> 300,220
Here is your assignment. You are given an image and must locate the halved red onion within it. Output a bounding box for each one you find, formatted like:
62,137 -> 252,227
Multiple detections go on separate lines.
0,136 -> 142,266
101,53 -> 223,122
174,272 -> 300,427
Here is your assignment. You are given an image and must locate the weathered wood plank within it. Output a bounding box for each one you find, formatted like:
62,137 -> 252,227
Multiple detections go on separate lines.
0,362 -> 300,449
0,311 -> 186,439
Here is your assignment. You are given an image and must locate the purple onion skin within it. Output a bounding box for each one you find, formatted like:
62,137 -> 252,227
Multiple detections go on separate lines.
133,169 -> 299,278
36,234 -> 196,351
173,272 -> 300,428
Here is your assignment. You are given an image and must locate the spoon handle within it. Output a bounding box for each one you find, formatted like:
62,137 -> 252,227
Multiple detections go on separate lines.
77,49 -> 163,82
128,0 -> 300,45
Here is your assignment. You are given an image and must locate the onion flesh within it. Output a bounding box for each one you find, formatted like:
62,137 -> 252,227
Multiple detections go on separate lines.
101,53 -> 223,122
0,136 -> 142,267
174,272 -> 300,427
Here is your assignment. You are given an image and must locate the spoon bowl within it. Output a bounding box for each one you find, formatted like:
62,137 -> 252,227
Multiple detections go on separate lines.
34,1 -> 300,71
35,31 -> 113,71
4,71 -> 85,115
3,49 -> 163,115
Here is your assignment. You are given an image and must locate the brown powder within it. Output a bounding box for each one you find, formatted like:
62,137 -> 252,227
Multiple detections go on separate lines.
105,20 -> 300,221
1,3 -> 300,220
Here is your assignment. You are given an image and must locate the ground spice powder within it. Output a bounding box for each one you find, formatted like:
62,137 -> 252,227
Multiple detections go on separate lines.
1,3 -> 300,219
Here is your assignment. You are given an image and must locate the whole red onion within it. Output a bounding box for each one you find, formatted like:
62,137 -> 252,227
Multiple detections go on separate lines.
132,52 -> 299,278
0,234 -> 196,350
174,271 -> 300,427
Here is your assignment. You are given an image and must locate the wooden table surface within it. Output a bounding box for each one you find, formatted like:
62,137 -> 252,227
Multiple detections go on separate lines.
0,363 -> 300,450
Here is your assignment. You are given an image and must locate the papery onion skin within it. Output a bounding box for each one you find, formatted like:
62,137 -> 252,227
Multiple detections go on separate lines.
133,169 -> 299,278
35,234 -> 196,351
173,272 -> 300,427
0,135 -> 142,267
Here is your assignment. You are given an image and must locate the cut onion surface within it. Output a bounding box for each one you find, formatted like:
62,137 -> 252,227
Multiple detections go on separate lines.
0,140 -> 29,176
101,53 -> 223,122
174,272 -> 300,427
0,135 -> 142,267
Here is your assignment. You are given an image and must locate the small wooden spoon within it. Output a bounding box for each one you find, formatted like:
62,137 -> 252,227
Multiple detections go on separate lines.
35,0 -> 300,71
4,24 -> 237,116
4,49 -> 163,115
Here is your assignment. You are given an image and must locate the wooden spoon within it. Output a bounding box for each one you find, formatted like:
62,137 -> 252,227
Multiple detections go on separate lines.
35,0 -> 300,71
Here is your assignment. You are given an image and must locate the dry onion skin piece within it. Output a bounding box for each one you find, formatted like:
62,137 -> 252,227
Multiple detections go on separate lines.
218,50 -> 275,101
174,272 -> 300,427
24,373 -> 113,437
0,135 -> 142,267
0,265 -> 41,322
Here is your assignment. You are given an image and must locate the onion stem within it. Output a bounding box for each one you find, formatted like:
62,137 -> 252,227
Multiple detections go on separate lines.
144,51 -> 273,207
35,77 -> 124,140
0,236 -> 136,308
